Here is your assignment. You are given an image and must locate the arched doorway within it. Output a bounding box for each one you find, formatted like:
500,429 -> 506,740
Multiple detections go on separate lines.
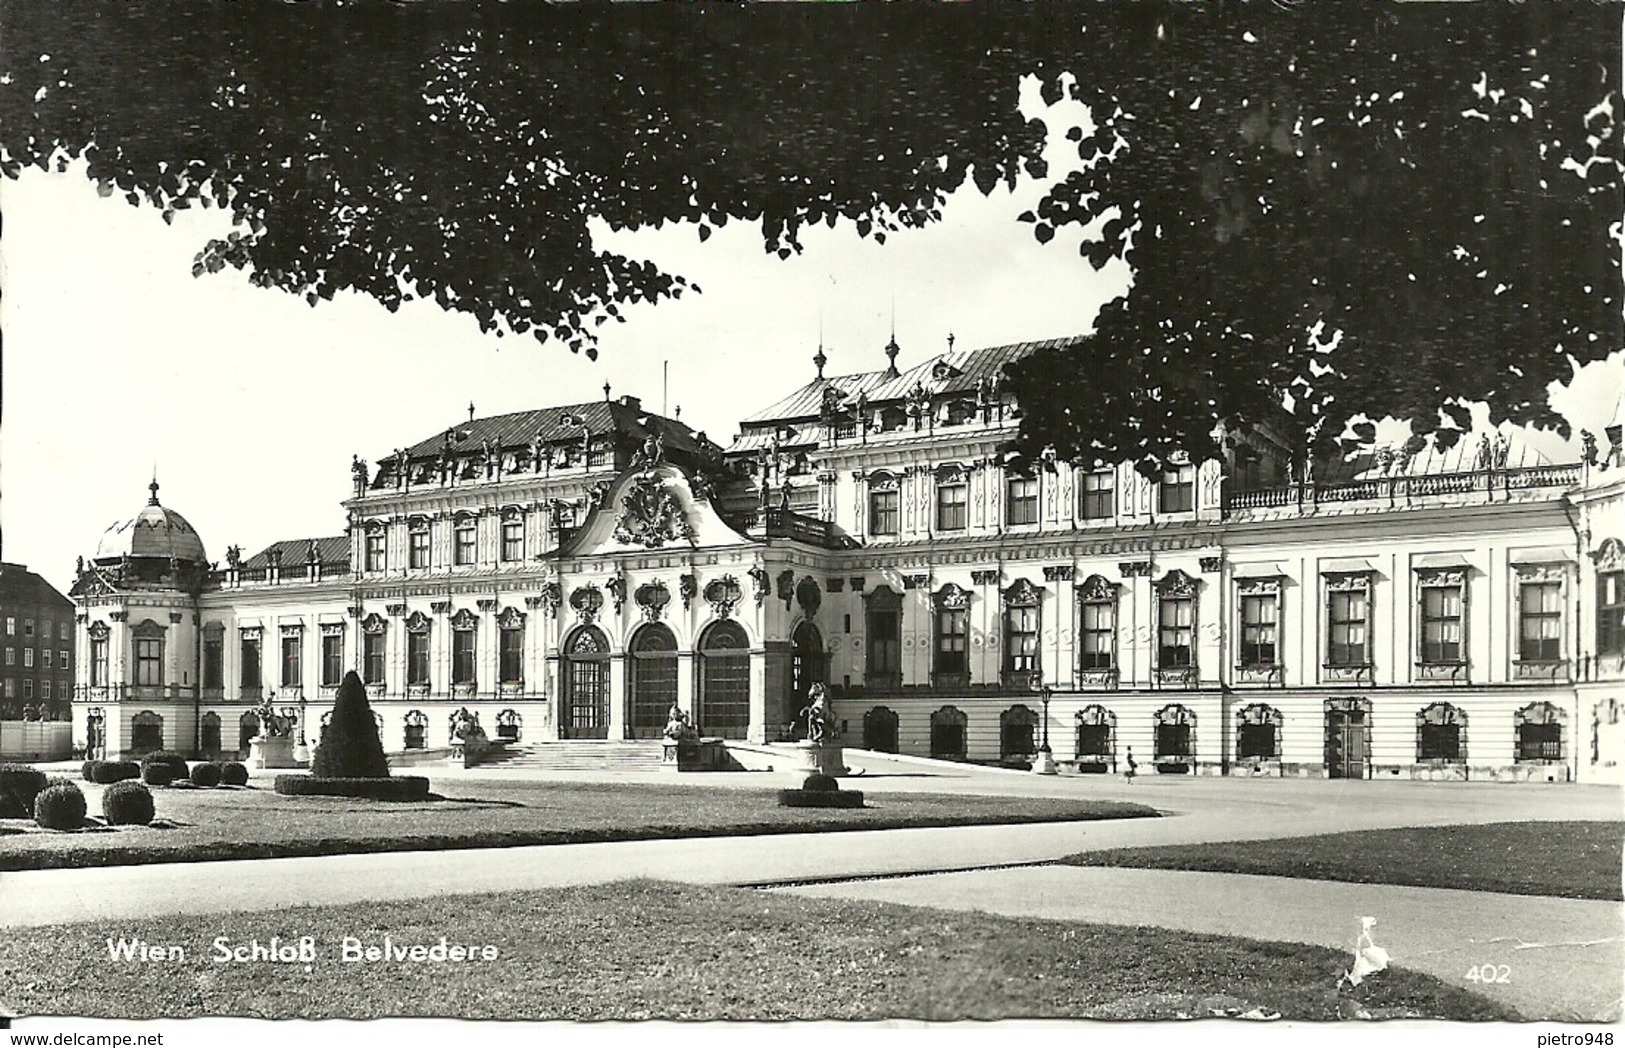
200,712 -> 223,758
131,710 -> 164,755
238,711 -> 259,755
696,620 -> 750,739
862,706 -> 899,753
627,624 -> 678,740
790,621 -> 826,716
563,625 -> 611,739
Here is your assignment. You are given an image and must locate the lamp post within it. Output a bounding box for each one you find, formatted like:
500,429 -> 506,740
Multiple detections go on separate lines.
293,691 -> 310,765
1028,670 -> 1057,775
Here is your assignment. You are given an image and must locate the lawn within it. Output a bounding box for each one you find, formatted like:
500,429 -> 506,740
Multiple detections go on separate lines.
0,880 -> 1514,1021
1062,821 -> 1624,900
0,779 -> 1156,871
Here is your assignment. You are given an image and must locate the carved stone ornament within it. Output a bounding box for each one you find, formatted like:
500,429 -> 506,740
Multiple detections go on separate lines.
570,585 -> 605,625
108,610 -> 129,623
1002,578 -> 1043,607
477,598 -> 499,612
1154,568 -> 1199,596
971,569 -> 1001,586
1076,574 -> 1119,603
826,577 -> 846,593
1416,567 -> 1466,587
747,565 -> 769,606
902,574 -> 930,590
634,580 -> 671,621
933,582 -> 972,610
361,613 -> 389,635
239,625 -> 263,640
279,623 -> 304,638
1593,537 -> 1625,572
387,603 -> 407,616
405,611 -> 432,632
1513,562 -> 1566,583
1324,572 -> 1371,592
320,622 -> 346,637
679,573 -> 698,611
1119,561 -> 1152,578
605,574 -> 627,614
1199,556 -> 1223,574
612,472 -> 695,549
497,606 -> 527,629
795,576 -> 822,617
450,608 -> 479,630
1237,576 -> 1282,596
88,620 -> 111,641
1042,565 -> 1075,582
704,575 -> 743,619
347,605 -> 364,618
776,569 -> 795,609
541,582 -> 563,616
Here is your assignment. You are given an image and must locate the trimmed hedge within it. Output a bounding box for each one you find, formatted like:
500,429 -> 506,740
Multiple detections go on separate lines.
801,773 -> 840,793
274,775 -> 430,801
81,760 -> 100,782
92,761 -> 141,784
190,762 -> 223,788
777,789 -> 865,808
141,751 -> 189,779
220,762 -> 249,787
102,781 -> 156,826
312,671 -> 390,778
141,763 -> 178,787
34,782 -> 88,830
0,764 -> 49,818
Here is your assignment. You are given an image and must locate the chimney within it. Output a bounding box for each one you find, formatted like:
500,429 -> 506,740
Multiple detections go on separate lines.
621,394 -> 642,411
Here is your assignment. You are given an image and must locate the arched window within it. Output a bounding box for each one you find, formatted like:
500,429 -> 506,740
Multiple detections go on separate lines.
929,705 -> 967,760
1153,704 -> 1195,771
131,710 -> 164,755
1417,702 -> 1466,762
200,711 -> 222,757
627,624 -> 678,740
999,704 -> 1038,760
563,625 -> 611,740
865,586 -> 902,689
791,621 -> 826,710
862,706 -> 898,753
1236,703 -> 1282,761
1074,705 -> 1115,771
404,710 -> 428,750
1515,702 -> 1564,763
697,621 -> 750,740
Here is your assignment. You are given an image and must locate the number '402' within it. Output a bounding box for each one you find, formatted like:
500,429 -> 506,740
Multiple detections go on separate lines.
1465,963 -> 1511,983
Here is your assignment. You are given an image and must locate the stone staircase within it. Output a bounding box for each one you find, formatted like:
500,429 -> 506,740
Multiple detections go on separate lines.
481,740 -> 667,772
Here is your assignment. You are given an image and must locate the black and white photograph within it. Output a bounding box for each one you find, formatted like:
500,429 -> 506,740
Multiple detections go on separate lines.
0,1 -> 1621,1040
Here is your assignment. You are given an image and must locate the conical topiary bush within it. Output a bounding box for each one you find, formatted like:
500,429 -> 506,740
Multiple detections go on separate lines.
311,671 -> 391,779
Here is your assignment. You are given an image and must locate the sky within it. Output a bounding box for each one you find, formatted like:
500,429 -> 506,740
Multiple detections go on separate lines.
2,79 -> 1620,598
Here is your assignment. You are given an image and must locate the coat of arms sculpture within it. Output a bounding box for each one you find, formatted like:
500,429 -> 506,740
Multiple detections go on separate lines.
612,471 -> 695,548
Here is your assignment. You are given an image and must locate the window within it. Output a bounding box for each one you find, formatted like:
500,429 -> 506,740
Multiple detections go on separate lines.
1420,578 -> 1464,664
452,629 -> 476,685
409,526 -> 430,569
1001,580 -> 1042,684
1239,593 -> 1278,667
321,631 -> 344,686
1079,597 -> 1115,671
3,648 -> 12,666
280,632 -> 302,688
23,679 -> 33,700
1079,470 -> 1115,520
936,480 -> 967,531
135,637 -> 163,686
1601,571 -> 1625,656
240,633 -> 262,690
58,649 -> 68,669
365,532 -> 387,572
363,631 -> 386,685
1159,465 -> 1195,514
454,520 -> 477,565
1236,704 -> 1280,761
59,622 -> 69,641
1417,703 -> 1464,761
22,649 -> 33,669
41,649 -> 51,670
91,637 -> 108,687
501,519 -> 524,562
203,634 -> 223,689
1515,702 -> 1564,762
407,630 -> 430,686
1000,705 -> 1038,759
935,606 -> 968,677
868,477 -> 899,536
865,587 -> 902,685
1006,474 -> 1038,526
2,679 -> 12,699
1518,581 -> 1562,662
1075,705 -> 1115,763
131,711 -> 163,753
40,680 -> 50,701
4,617 -> 13,635
930,706 -> 967,760
23,619 -> 33,638
499,626 -> 524,684
1327,583 -> 1370,667
1158,597 -> 1194,669
1154,704 -> 1195,762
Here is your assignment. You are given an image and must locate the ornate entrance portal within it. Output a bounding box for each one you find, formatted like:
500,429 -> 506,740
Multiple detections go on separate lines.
697,620 -> 750,739
627,624 -> 678,740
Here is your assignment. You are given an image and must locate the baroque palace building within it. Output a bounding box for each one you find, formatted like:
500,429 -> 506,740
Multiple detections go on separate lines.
70,338 -> 1625,783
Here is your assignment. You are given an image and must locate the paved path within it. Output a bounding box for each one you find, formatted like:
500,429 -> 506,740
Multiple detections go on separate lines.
780,865 -> 1624,1022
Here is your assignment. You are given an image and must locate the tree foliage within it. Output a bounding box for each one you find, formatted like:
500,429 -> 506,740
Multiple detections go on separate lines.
311,671 -> 390,779
2,2 -> 1618,465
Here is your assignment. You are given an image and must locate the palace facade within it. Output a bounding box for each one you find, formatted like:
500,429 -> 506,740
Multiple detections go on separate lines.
70,339 -> 1625,783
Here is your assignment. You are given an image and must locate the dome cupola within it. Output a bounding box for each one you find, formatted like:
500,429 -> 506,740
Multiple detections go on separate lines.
93,477 -> 208,566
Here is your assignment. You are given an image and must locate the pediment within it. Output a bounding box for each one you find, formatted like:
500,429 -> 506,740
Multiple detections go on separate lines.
560,463 -> 754,556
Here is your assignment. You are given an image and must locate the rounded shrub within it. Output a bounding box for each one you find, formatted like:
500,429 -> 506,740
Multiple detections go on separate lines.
102,780 -> 156,826
801,773 -> 840,793
34,782 -> 88,830
81,760 -> 100,782
141,763 -> 177,787
92,761 -> 141,784
190,762 -> 223,788
220,762 -> 249,787
141,751 -> 189,780
0,764 -> 49,819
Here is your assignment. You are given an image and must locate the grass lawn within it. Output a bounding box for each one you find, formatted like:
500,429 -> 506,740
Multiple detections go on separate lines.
0,879 -> 1515,1021
1062,821 -> 1624,900
0,779 -> 1156,871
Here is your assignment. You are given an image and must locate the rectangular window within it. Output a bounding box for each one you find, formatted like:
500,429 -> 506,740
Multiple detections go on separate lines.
59,648 -> 68,669
365,532 -> 387,572
363,632 -> 386,685
867,609 -> 901,679
41,649 -> 51,670
1158,597 -> 1194,668
407,632 -> 430,686
1418,721 -> 1461,761
203,635 -> 223,689
23,648 -> 33,669
499,627 -> 524,684
1239,594 -> 1278,667
280,633 -> 302,688
502,520 -> 524,562
23,619 -> 33,638
5,617 -> 14,635
1159,466 -> 1195,514
1328,588 -> 1369,666
1518,581 -> 1562,662
40,680 -> 50,701
3,679 -> 12,699
59,622 -> 69,641
1598,571 -> 1624,656
1004,606 -> 1039,676
23,678 -> 33,700
135,638 -> 163,686
869,488 -> 899,536
936,483 -> 967,531
1420,584 -> 1464,663
452,630 -> 476,685
91,639 -> 108,687
935,607 -> 969,676
321,632 -> 344,686
409,528 -> 430,570
1006,475 -> 1038,526
1079,601 -> 1115,671
455,522 -> 477,566
3,648 -> 12,666
240,635 -> 262,690
1079,470 -> 1115,520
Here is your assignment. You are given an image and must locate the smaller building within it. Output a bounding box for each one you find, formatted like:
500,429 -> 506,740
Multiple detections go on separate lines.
0,561 -> 76,720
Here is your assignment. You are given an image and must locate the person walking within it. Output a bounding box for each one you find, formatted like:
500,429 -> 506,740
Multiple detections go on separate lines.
1124,746 -> 1138,784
